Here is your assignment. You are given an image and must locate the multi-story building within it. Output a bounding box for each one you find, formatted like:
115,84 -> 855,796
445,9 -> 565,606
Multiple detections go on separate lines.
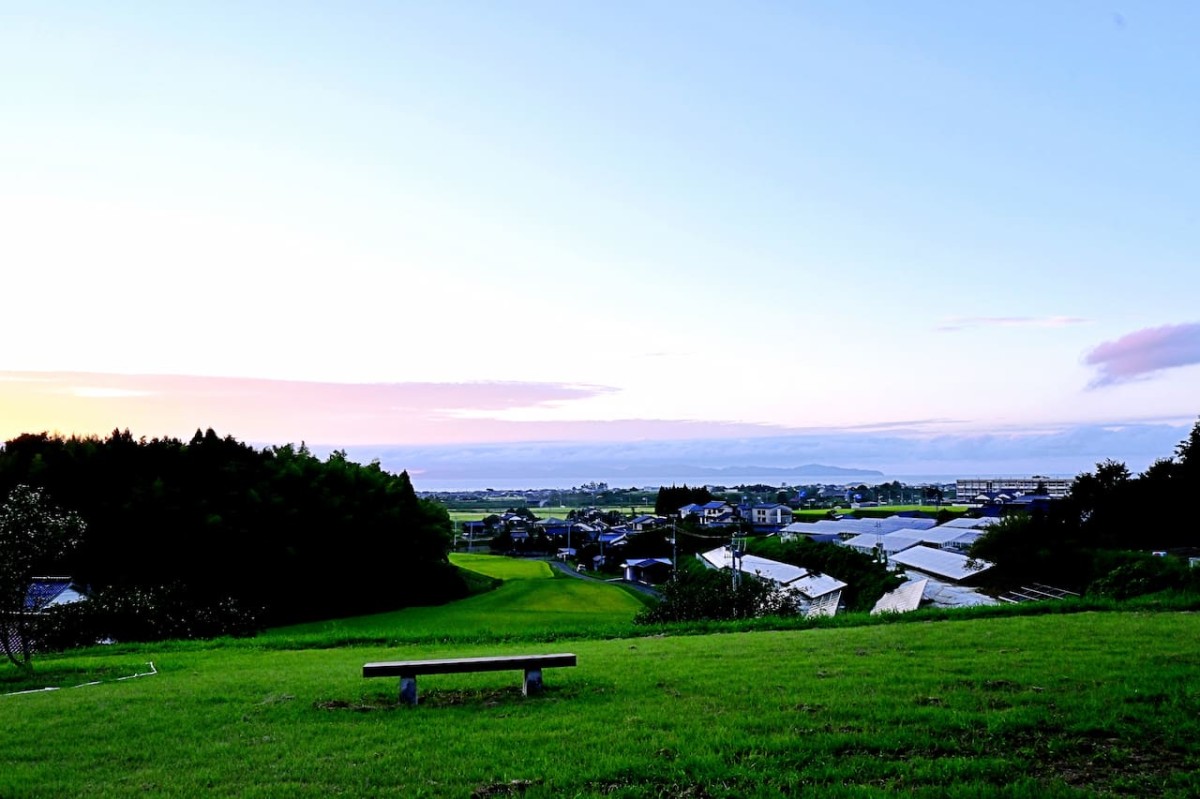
955,476 -> 1072,500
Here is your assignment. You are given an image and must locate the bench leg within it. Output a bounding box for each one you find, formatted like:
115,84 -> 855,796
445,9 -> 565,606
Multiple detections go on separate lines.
523,668 -> 543,697
399,676 -> 418,706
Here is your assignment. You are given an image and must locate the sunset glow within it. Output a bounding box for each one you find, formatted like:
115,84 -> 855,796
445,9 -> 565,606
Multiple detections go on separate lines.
3,3 -> 1199,474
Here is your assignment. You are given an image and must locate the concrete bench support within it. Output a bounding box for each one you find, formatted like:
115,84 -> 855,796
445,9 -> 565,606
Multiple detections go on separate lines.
399,676 -> 418,706
522,668 -> 543,697
363,654 -> 576,707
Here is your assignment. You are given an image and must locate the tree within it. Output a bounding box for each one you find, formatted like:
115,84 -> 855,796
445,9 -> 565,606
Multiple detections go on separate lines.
654,485 -> 713,516
0,485 -> 85,670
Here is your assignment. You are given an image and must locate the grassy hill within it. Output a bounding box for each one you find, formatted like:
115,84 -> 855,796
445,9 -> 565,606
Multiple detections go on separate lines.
2,556 -> 1197,797
261,554 -> 649,648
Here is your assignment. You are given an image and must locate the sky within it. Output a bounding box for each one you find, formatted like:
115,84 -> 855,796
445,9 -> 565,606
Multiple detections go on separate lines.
2,2 -> 1199,479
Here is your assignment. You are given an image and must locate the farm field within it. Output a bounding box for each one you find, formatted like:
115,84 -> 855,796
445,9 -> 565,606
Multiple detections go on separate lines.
2,556 -> 1197,798
446,506 -> 657,523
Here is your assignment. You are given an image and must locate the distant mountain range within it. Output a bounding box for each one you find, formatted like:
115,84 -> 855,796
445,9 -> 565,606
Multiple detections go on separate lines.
318,422 -> 1188,486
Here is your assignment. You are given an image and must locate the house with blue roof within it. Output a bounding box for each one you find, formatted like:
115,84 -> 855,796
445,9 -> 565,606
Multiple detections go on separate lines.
680,501 -> 733,526
25,578 -> 86,611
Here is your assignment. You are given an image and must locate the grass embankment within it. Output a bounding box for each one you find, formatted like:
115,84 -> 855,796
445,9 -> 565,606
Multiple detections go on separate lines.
3,555 -> 1198,797
261,554 -> 647,648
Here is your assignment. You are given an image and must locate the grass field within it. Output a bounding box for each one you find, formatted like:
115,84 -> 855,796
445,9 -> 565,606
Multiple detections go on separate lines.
261,554 -> 647,648
447,507 -> 658,523
2,556 -> 1198,797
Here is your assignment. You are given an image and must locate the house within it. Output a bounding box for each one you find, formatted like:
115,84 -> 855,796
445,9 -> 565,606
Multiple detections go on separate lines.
622,558 -> 673,584
628,515 -> 663,532
597,532 -> 628,548
697,547 -> 846,617
749,504 -> 793,526
680,501 -> 733,526
461,520 -> 488,537
6,578 -> 88,657
25,578 -> 86,611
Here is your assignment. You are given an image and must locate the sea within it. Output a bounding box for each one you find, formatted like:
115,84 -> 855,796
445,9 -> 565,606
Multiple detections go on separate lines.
409,473 -> 989,493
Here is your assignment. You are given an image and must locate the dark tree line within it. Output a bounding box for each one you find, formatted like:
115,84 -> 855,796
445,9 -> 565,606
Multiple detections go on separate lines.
0,429 -> 462,636
654,485 -> 714,516
970,419 -> 1200,594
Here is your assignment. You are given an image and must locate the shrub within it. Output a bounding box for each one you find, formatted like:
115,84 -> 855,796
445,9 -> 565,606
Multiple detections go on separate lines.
635,561 -> 799,624
32,585 -> 262,650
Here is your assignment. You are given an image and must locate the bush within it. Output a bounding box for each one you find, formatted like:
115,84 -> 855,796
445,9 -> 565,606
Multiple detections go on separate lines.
635,561 -> 799,624
1088,553 -> 1200,600
32,586 -> 262,650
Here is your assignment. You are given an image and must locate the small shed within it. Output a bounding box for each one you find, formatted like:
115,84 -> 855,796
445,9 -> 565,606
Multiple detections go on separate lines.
622,558 -> 673,584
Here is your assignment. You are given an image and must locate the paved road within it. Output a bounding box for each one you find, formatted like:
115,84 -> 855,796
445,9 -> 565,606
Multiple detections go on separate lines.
547,559 -> 663,600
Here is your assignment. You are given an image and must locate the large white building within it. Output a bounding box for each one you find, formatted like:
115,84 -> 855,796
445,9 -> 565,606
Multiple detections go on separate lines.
955,476 -> 1072,500
698,547 -> 846,617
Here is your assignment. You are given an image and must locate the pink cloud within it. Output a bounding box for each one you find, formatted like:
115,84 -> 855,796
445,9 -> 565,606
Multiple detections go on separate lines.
0,372 -> 624,445
0,371 -> 803,446
1084,322 -> 1200,387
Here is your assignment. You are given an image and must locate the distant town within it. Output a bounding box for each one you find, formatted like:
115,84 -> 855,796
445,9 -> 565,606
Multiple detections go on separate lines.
418,475 -> 1074,510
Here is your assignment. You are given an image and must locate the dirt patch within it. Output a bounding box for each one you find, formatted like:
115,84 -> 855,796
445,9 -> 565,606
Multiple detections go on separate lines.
589,777 -> 717,798
471,779 -> 540,798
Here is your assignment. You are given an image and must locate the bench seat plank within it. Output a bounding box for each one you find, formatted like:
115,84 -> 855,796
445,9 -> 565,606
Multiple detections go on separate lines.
362,653 -> 576,678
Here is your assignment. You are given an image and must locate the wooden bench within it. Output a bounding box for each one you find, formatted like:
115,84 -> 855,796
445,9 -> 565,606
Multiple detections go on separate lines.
362,653 -> 577,706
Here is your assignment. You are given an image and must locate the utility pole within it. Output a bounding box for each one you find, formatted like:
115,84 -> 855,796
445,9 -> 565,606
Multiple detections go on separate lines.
730,531 -> 743,590
671,520 -> 678,579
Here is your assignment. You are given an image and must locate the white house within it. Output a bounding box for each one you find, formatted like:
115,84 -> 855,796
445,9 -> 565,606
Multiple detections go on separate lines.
749,504 -> 793,526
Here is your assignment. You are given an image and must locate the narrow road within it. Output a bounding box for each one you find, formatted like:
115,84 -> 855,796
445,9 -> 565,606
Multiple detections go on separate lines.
547,559 -> 663,600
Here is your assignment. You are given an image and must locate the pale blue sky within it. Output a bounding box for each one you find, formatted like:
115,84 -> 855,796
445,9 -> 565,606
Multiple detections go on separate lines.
2,2 -> 1198,459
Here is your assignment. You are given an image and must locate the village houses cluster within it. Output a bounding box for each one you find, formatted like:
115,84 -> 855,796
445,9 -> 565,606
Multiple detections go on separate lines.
463,493 -> 1029,617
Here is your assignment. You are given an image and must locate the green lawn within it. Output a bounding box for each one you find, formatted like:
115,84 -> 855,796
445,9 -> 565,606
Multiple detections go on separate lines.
4,558 -> 1198,797
262,555 -> 645,648
2,612 -> 1197,797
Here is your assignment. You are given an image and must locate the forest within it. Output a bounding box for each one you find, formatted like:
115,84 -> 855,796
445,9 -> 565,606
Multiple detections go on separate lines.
0,429 -> 461,642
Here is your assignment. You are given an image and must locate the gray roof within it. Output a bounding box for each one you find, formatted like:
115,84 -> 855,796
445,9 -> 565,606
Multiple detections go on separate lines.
942,516 -> 1000,529
842,531 -> 923,555
919,527 -> 985,548
890,545 -> 994,582
871,578 -> 928,614
805,517 -> 937,536
919,576 -> 1000,608
698,547 -> 846,598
